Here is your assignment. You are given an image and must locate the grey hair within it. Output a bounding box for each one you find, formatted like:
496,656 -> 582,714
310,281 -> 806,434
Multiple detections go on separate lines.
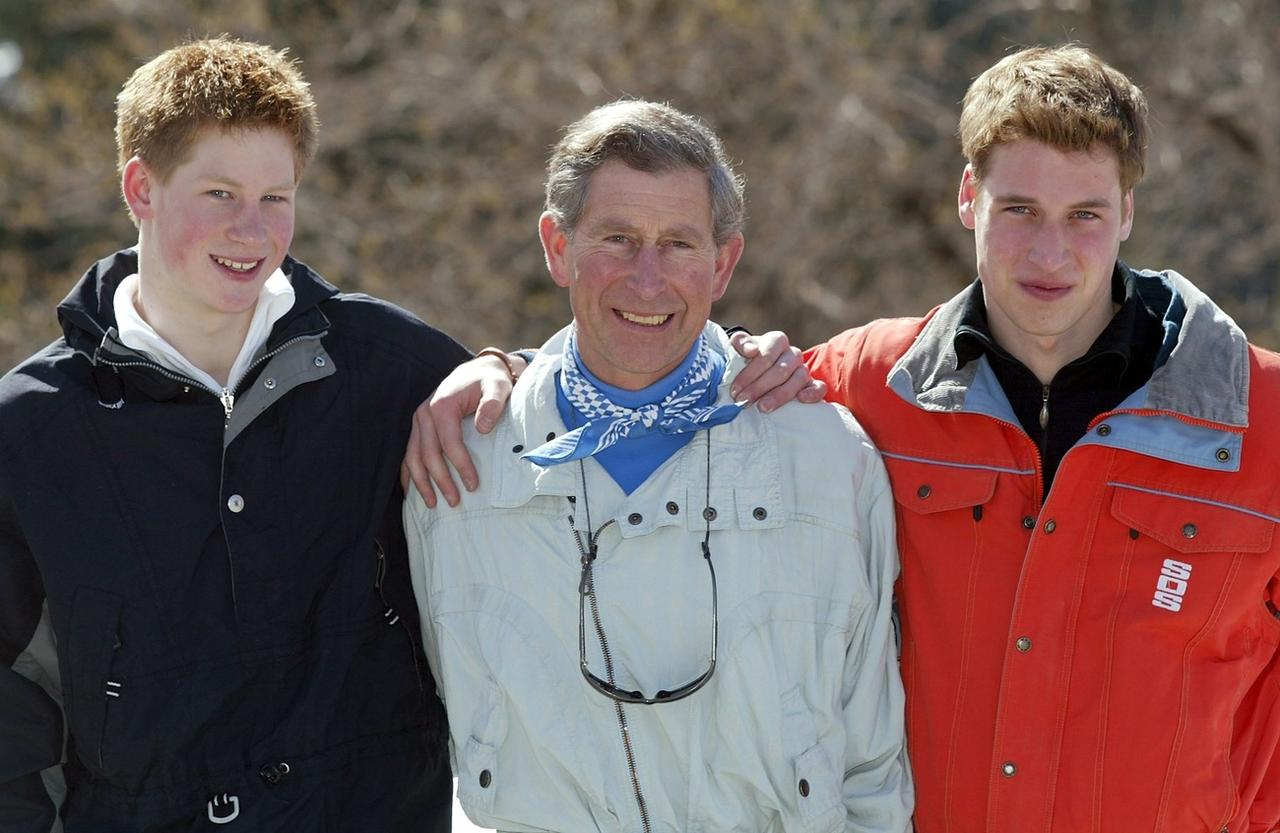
544,99 -> 745,245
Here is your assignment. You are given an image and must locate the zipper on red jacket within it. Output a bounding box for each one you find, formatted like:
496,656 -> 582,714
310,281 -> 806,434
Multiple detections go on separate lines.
979,413 -> 1046,508
1038,385 -> 1052,489
1085,407 -> 1244,435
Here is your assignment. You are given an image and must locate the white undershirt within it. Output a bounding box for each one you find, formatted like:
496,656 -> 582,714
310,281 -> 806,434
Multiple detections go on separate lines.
112,268 -> 296,395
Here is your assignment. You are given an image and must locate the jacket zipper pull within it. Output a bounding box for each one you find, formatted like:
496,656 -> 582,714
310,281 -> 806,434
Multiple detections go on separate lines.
220,388 -> 235,421
1038,385 -> 1050,430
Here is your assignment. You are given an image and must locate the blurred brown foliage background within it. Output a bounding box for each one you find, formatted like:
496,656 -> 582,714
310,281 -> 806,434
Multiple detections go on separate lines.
2,0 -> 1278,371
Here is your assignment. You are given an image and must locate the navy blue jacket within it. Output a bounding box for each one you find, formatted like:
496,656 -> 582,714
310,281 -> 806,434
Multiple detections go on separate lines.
0,249 -> 468,832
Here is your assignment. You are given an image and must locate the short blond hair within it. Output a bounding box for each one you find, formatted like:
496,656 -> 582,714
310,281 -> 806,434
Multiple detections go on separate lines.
115,36 -> 319,183
959,45 -> 1148,192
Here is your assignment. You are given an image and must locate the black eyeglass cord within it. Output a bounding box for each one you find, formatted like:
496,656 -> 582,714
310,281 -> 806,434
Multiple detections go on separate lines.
567,432 -> 714,833
572,460 -> 650,833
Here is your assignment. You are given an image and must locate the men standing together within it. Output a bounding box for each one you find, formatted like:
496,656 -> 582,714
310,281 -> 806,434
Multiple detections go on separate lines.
416,45 -> 1280,832
3,26 -> 1277,833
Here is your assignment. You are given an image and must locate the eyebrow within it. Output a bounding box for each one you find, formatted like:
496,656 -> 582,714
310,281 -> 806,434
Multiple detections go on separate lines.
201,175 -> 297,192
993,193 -> 1114,210
587,216 -> 709,240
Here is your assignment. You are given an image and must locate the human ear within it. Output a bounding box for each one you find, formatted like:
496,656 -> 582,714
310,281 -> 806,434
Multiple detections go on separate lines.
958,165 -> 979,231
1118,189 -> 1135,242
538,212 -> 573,288
711,232 -> 744,301
121,157 -> 156,221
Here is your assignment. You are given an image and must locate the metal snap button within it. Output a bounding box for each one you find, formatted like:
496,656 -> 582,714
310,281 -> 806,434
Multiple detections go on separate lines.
227,494 -> 245,513
798,778 -> 810,797
917,484 -> 931,499
1097,424 -> 1111,437
1182,523 -> 1197,539
545,432 -> 556,441
1001,761 -> 1017,777
628,512 -> 643,525
314,355 -> 326,368
1022,516 -> 1035,530
1216,448 -> 1230,462
752,506 -> 767,520
666,501 -> 679,515
479,769 -> 492,788
512,444 -> 524,453
702,507 -> 717,522
1043,519 -> 1056,534
263,377 -> 276,390
1016,636 -> 1032,653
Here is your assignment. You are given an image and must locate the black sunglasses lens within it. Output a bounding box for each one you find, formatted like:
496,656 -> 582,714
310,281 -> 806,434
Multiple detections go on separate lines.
579,537 -> 716,705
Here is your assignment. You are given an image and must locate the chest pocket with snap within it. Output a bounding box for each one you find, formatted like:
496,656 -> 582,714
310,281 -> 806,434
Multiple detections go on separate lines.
1110,483 -> 1275,555
885,455 -> 999,518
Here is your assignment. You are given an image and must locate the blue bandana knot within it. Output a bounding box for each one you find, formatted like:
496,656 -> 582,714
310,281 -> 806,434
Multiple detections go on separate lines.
522,329 -> 742,466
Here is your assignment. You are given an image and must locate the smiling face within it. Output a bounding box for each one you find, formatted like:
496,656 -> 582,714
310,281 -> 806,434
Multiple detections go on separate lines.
123,126 -> 297,341
959,139 -> 1134,382
540,160 -> 743,390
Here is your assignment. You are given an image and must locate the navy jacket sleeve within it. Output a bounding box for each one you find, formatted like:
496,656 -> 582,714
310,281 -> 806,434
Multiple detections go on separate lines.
0,490 -> 64,832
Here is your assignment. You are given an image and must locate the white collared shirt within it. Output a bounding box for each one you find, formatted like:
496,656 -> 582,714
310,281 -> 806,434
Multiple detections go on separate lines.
113,268 -> 295,396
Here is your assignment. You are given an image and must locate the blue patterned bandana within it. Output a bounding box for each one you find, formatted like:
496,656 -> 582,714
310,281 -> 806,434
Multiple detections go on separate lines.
522,328 -> 742,466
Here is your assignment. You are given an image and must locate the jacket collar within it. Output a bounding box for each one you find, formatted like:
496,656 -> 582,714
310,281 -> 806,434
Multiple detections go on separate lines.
888,264 -> 1250,429
954,264 -> 1147,381
57,248 -> 340,366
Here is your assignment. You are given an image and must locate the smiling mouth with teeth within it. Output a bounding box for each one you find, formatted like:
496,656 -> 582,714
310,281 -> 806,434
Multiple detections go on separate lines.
618,310 -> 671,326
212,255 -> 261,273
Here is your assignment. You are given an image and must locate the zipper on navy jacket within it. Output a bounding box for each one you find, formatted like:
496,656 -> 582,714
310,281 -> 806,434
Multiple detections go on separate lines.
96,329 -> 321,425
91,325 -> 331,629
99,633 -> 123,771
375,540 -> 424,690
219,332 -> 331,620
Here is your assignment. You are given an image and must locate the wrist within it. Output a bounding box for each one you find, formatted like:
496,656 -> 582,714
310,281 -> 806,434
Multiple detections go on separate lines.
475,347 -> 521,384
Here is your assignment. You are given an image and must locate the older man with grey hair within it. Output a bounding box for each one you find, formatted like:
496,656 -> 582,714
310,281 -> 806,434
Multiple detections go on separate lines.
404,99 -> 911,833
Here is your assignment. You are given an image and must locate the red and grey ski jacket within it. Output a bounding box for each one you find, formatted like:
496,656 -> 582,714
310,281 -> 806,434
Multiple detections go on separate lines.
805,265 -> 1280,833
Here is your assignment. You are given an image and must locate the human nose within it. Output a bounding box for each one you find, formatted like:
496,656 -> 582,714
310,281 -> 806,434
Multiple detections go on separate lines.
1027,222 -> 1069,272
227,202 -> 267,246
626,244 -> 664,298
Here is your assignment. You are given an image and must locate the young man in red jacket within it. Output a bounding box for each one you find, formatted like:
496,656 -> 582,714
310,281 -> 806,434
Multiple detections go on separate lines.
406,45 -> 1280,832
